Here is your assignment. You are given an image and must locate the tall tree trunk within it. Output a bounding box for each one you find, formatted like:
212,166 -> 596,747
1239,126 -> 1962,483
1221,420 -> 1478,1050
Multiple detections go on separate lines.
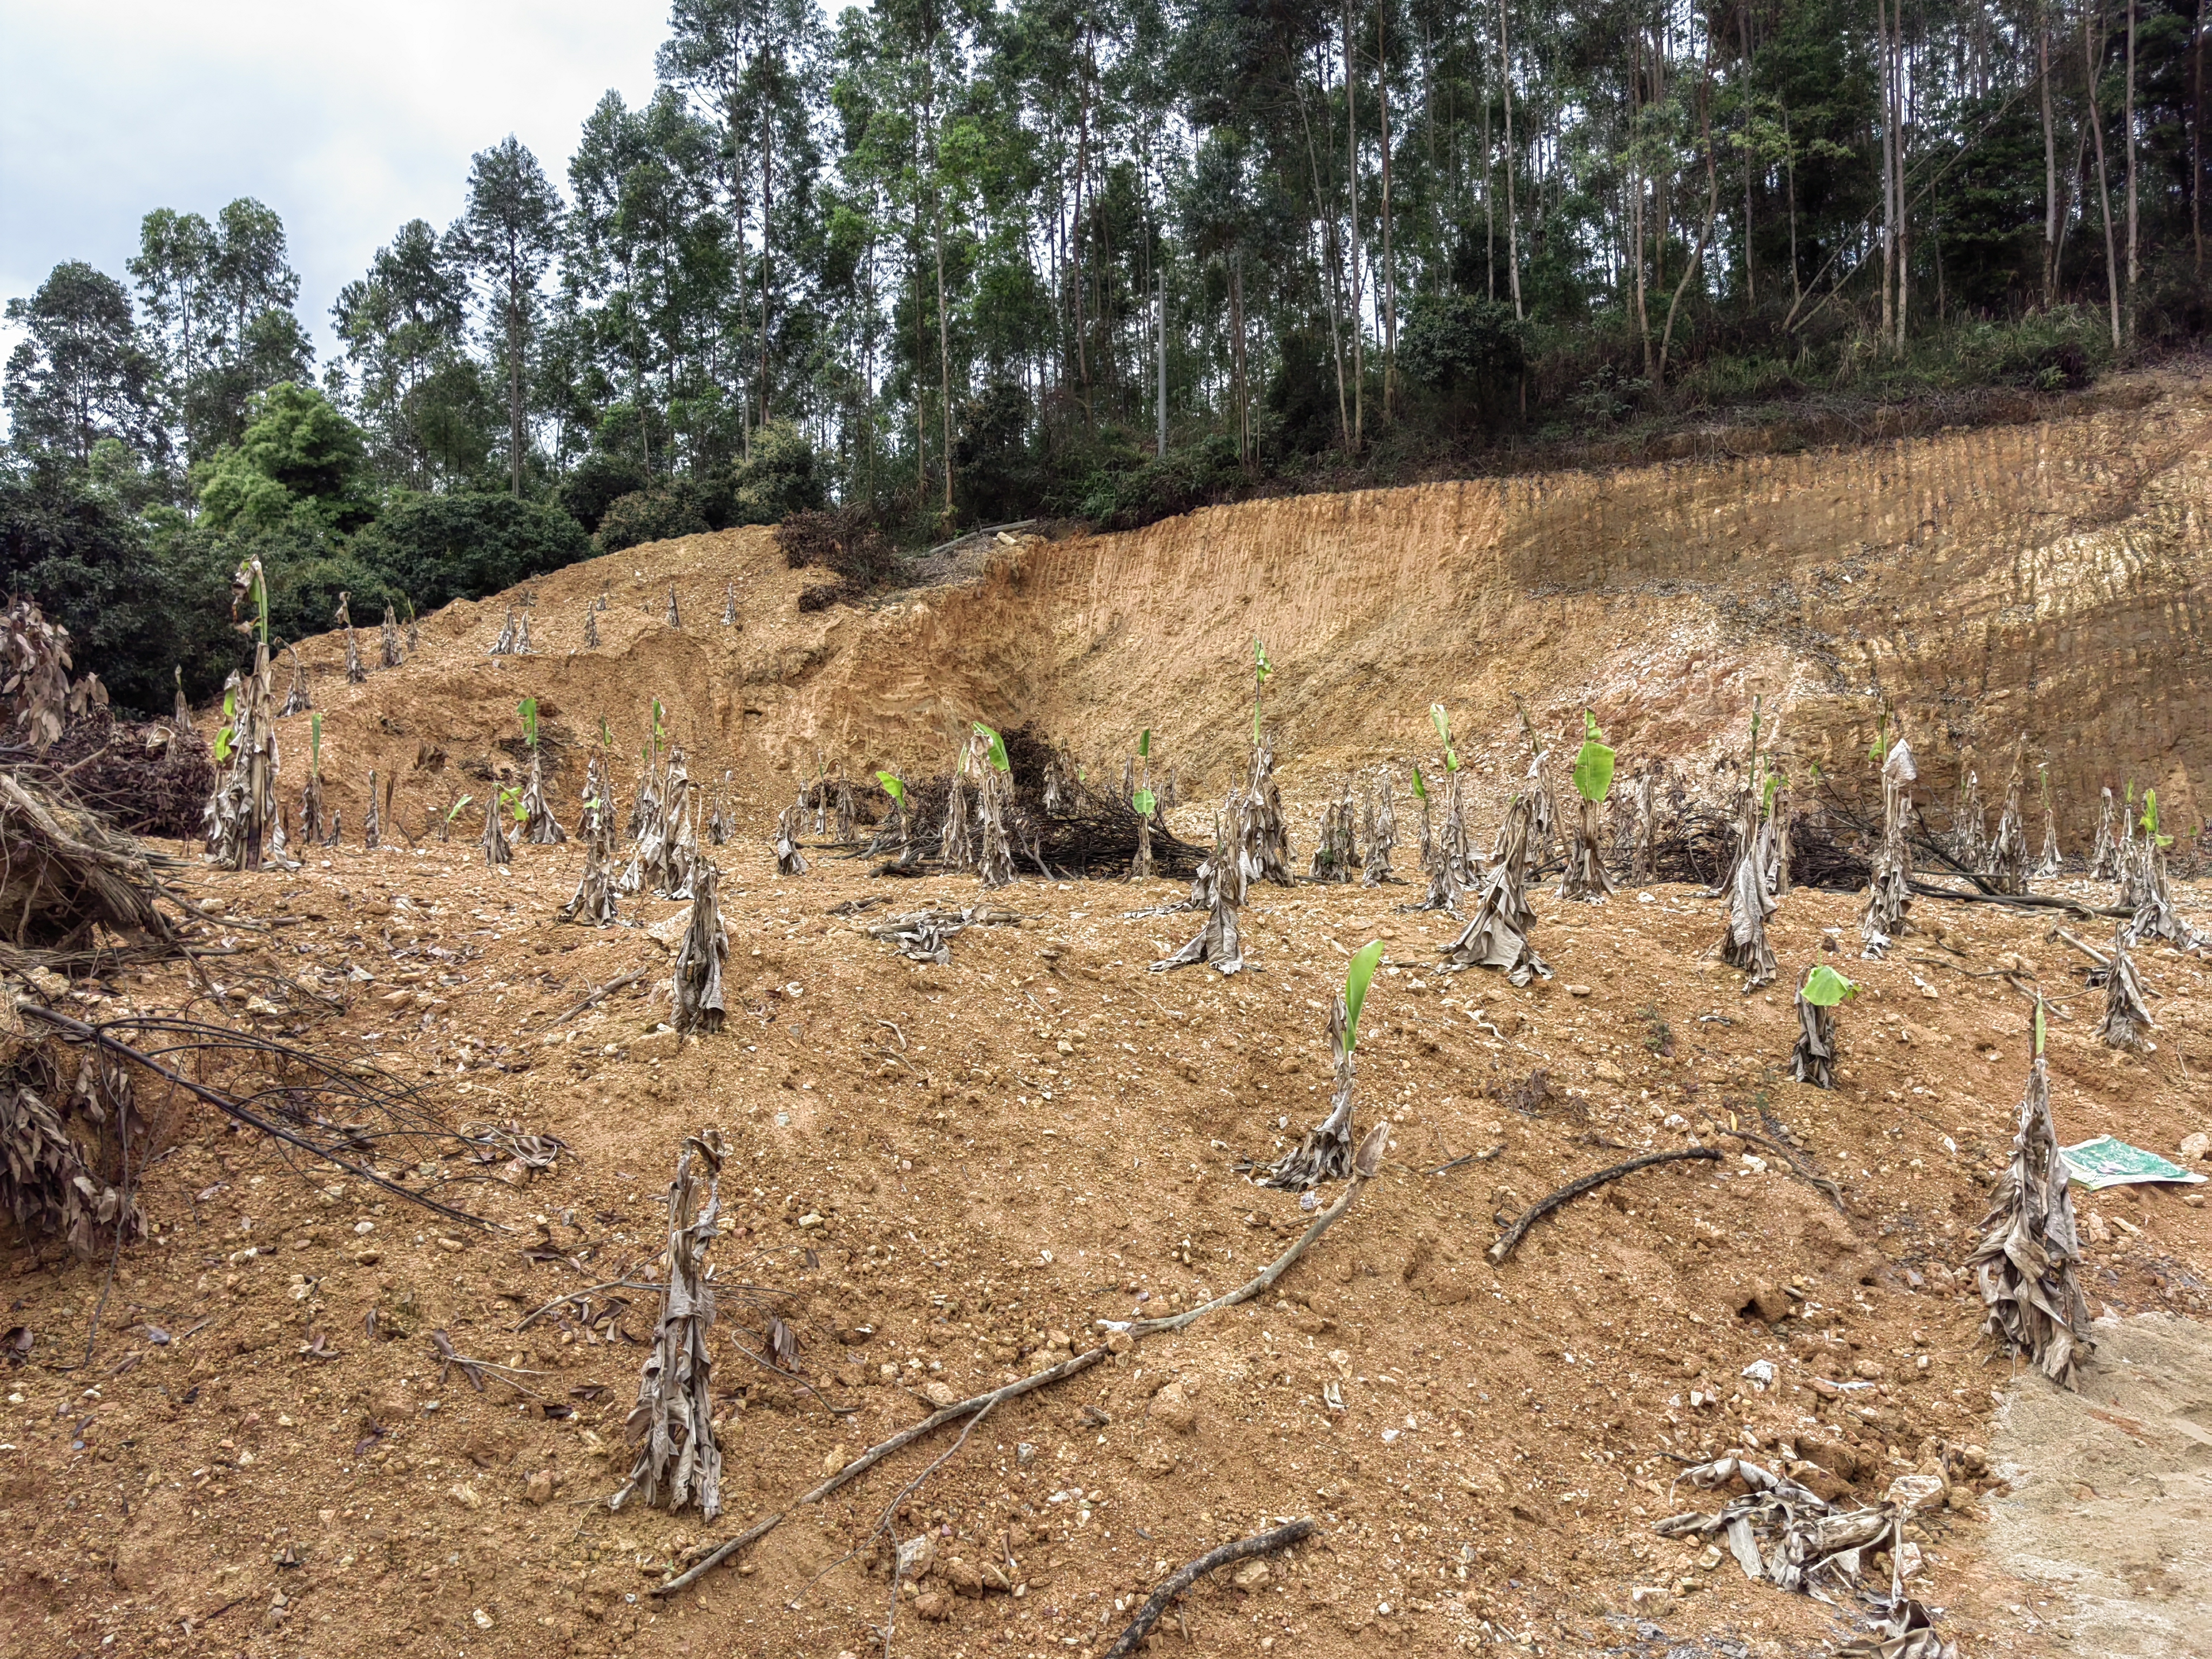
508,249 -> 525,497
1893,1 -> 1908,353
1658,66 -> 1720,386
2195,0 -> 2206,274
1378,3 -> 1397,419
1498,0 -> 1522,319
760,102 -> 774,428
2087,1 -> 2125,347
2125,0 -> 2139,326
1739,0 -> 1755,308
2042,12 -> 2060,305
1878,0 -> 1896,349
1300,49 -> 1353,450
1344,0 -> 1365,451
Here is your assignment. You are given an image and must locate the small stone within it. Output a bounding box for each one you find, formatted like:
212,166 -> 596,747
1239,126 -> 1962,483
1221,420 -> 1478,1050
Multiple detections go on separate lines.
1567,984 -> 1592,997
822,1445 -> 849,1477
1151,1381 -> 1199,1436
448,1483 -> 482,1510
2180,1131 -> 2210,1162
895,1535 -> 936,1581
913,1590 -> 952,1622
524,1469 -> 554,1506
435,1236 -> 464,1253
919,1381 -> 957,1409
1853,1358 -> 1885,1381
1231,1560 -> 1271,1589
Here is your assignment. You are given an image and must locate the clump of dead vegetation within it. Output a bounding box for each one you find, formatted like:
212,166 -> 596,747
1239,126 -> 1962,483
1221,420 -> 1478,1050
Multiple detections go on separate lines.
1253,942 -> 1381,1189
612,1131 -> 728,1519
1968,1004 -> 2094,1388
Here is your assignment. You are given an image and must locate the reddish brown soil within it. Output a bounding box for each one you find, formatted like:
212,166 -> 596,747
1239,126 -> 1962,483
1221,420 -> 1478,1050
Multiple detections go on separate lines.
5,835 -> 2209,1659
8,375 -> 2212,1657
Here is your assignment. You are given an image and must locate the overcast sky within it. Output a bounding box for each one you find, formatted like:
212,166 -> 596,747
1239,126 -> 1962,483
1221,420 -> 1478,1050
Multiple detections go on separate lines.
2,0 -> 673,371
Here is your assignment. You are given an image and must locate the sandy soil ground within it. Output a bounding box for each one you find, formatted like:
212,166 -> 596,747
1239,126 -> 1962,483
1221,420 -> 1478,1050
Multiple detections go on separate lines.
4,822 -> 2209,1659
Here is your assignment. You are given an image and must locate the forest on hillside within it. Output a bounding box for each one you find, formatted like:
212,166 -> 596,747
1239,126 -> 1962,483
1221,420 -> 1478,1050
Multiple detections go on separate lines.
5,0 -> 2209,709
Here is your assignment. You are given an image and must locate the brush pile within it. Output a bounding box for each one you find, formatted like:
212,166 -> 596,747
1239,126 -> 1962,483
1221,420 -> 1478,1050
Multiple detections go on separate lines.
0,1035 -> 144,1257
0,773 -> 180,956
8,712 -> 213,840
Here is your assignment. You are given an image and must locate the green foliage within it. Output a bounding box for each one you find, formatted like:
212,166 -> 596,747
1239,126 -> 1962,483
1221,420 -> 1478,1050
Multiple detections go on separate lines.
556,452 -> 650,534
2143,788 -> 2172,847
1801,965 -> 1857,1006
1408,763 -> 1428,802
444,793 -> 473,824
519,697 -> 538,750
1138,727 -> 1151,759
728,420 -> 826,522
1399,293 -> 1527,401
310,711 -> 322,775
875,771 -> 906,805
343,491 -> 586,613
1572,710 -> 1615,803
1867,712 -> 1887,763
195,382 -> 376,537
1341,941 -> 1385,1049
973,721 -> 1010,773
1132,786 -> 1157,815
1430,704 -> 1460,772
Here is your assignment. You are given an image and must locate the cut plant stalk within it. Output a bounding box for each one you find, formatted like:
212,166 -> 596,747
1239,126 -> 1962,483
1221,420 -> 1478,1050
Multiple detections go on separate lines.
671,861 -> 727,1033
1255,942 -> 1384,1189
2122,788 -> 2201,949
173,664 -> 195,731
1361,767 -> 1396,887
380,604 -> 402,669
1953,765 -> 1987,871
1438,794 -> 1548,984
721,582 -> 737,627
2035,764 -> 2061,876
335,591 -> 365,684
203,560 -> 285,872
363,768 -> 382,849
1860,736 -> 1917,959
1152,791 -> 1256,975
2089,786 -> 2120,880
490,608 -> 520,656
583,606 -> 599,649
1716,787 -> 1778,989
481,794 -> 512,867
1987,737 -> 2030,895
1967,1002 -> 2093,1388
279,645 -> 311,716
1790,964 -> 1855,1088
2095,921 -> 2154,1050
774,803 -> 808,877
611,1130 -> 726,1518
971,723 -> 1016,891
1556,710 -> 1616,902
1309,780 -> 1358,882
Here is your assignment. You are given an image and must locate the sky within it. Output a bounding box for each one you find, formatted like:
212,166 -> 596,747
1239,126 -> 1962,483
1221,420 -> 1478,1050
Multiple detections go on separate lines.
1,0 -> 673,374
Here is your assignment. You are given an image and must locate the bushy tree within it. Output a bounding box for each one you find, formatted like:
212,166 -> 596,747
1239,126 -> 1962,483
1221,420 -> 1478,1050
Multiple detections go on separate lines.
3,263 -> 165,471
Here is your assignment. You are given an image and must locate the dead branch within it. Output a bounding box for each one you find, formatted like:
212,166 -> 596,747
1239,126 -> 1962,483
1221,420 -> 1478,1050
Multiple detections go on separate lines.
17,1004 -> 490,1226
1488,1148 -> 1722,1264
653,1346 -> 1110,1597
1102,1521 -> 1318,1659
541,968 -> 649,1028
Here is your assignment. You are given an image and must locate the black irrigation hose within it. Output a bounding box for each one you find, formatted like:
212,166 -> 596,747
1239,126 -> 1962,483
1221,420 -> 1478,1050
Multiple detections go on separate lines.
1102,1521 -> 1319,1658
1486,1147 -> 1723,1265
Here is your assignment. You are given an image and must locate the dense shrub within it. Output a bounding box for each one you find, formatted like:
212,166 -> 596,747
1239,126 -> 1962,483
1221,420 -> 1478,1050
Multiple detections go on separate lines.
348,491 -> 589,612
774,504 -> 902,591
556,452 -> 650,532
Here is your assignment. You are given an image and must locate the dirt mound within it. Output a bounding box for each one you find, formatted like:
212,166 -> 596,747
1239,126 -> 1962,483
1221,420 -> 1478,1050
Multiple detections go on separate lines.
272,368 -> 2210,861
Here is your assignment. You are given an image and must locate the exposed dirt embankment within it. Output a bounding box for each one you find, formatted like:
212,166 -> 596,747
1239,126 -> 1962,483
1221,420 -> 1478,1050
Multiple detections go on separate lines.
281,368 -> 2210,846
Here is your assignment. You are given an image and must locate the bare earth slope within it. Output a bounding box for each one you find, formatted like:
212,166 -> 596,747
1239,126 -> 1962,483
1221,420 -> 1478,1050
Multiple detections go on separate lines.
286,367 -> 2208,846
2,369 -> 2210,1659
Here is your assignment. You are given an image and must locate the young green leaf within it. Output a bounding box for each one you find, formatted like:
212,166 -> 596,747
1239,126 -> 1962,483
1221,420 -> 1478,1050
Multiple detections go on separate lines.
1572,711 -> 1615,804
1138,728 -> 1151,759
1254,639 -> 1272,682
875,771 -> 907,806
1801,965 -> 1857,1007
222,688 -> 237,721
972,721 -> 1010,773
519,697 -> 539,750
1132,786 -> 1157,815
214,727 -> 233,763
1431,703 -> 1452,747
1408,763 -> 1428,802
310,712 -> 322,773
1341,940 -> 1385,1048
1867,712 -> 1886,764
2143,787 -> 2172,847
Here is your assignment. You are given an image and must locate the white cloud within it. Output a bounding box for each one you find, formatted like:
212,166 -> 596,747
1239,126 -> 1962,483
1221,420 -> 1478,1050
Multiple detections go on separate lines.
1,0 -> 670,369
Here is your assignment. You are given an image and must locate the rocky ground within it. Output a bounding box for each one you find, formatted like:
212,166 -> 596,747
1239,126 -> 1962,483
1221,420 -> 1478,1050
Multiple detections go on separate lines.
4,820 -> 2208,1659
